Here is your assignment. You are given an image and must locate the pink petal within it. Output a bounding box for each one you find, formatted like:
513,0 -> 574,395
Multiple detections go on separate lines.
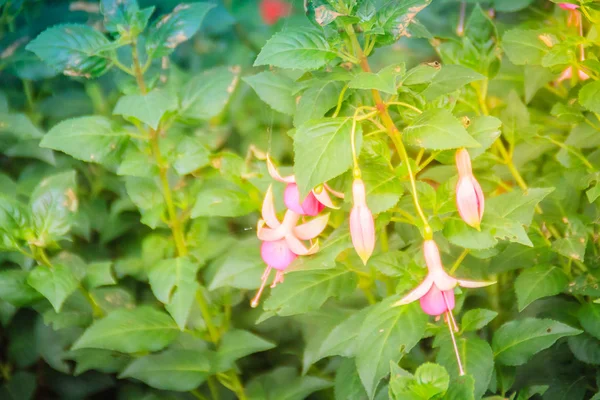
257,220 -> 285,241
578,69 -> 590,81
559,3 -> 579,10
293,213 -> 329,240
267,155 -> 296,183
261,240 -> 297,270
423,240 -> 458,291
556,66 -> 573,83
457,278 -> 496,288
420,286 -> 455,316
455,148 -> 472,178
284,183 -> 322,216
285,234 -> 318,255
324,183 -> 345,199
313,188 -> 338,209
350,205 -> 375,265
262,185 -> 281,228
393,278 -> 433,307
456,176 -> 484,229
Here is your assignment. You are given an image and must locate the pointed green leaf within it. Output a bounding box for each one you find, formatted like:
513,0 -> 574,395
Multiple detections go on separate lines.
27,264 -> 79,312
403,109 -> 479,150
579,81 -> 600,114
180,66 -> 240,120
515,265 -> 568,311
348,64 -> 405,95
294,80 -> 344,127
215,329 -> 275,372
421,64 -> 484,101
72,306 -> 179,353
113,89 -> 177,129
578,303 -> 600,340
492,318 -> 582,366
244,71 -> 297,115
502,29 -> 550,65
0,270 -> 44,307
460,309 -> 498,332
486,188 -> 554,226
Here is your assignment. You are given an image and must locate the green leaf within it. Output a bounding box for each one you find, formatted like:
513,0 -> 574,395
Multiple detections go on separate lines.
68,348 -> 130,375
113,89 -> 177,129
420,65 -> 484,101
578,303 -> 600,340
72,306 -> 179,353
334,358 -> 368,400
148,257 -> 200,330
348,64 -> 405,95
524,65 -> 554,103
514,265 -> 568,311
318,306 -> 371,360
246,366 -> 333,400
27,264 -> 79,312
206,238 -> 264,290
254,29 -> 337,70
294,117 -> 362,198
414,363 -> 450,396
117,143 -> 156,177
0,113 -> 43,140
486,188 -> 554,226
402,63 -> 440,86
146,3 -> 215,58
41,116 -> 128,164
502,29 -> 550,65
0,270 -> 43,307
26,24 -> 112,78
244,71 -> 297,115
262,268 -> 357,316
294,80 -> 344,127
180,66 -> 240,120
377,0 -> 431,43
100,0 -> 147,34
403,109 -> 479,150
356,299 -> 428,398
492,318 -> 582,366
461,309 -> 498,332
119,349 -> 212,391
568,333 -> 600,365
578,81 -> 600,114
215,329 -> 275,372
444,375 -> 476,400
125,176 -> 164,228
437,337 -> 493,399
191,181 -> 258,218
500,91 -> 530,144
467,116 -> 502,159
0,371 -> 36,400
359,155 -> 404,214
173,136 -> 211,175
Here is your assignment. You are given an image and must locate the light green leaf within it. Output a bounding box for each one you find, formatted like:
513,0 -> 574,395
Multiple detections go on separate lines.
578,303 -> 600,340
377,0 -> 431,43
437,337 -> 493,399
524,65 -> 554,103
254,29 -> 337,70
334,358 -> 368,400
262,268 -> 357,316
403,109 -> 479,150
244,71 -> 297,115
294,117 -> 362,198
72,306 -> 179,353
502,29 -> 550,65
125,176 -> 164,228
191,181 -> 258,218
318,306 -> 371,360
294,80 -> 344,127
444,375 -> 476,400
205,238 -> 264,290
515,265 -> 568,311
146,3 -> 215,58
173,136 -> 210,175
117,143 -> 156,177
0,113 -> 43,140
348,64 -> 405,95
500,90 -> 530,144
215,329 -> 275,372
148,257 -> 199,330
467,116 -> 502,159
461,309 -> 498,332
486,188 -> 554,226
421,64 -> 484,101
27,264 -> 79,312
68,348 -> 130,376
578,81 -> 600,114
356,299 -> 428,398
246,366 -> 333,400
414,363 -> 450,396
113,89 -> 177,129
100,0 -> 150,34
180,66 -> 240,120
492,318 -> 582,366
119,349 -> 212,391
41,116 -> 127,164
26,24 -> 112,77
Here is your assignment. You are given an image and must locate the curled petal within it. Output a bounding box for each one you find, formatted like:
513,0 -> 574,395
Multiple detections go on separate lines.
261,240 -> 297,270
284,183 -> 323,216
285,234 -> 319,256
313,188 -> 338,209
324,183 -> 345,199
420,286 -> 455,316
262,185 -> 280,228
293,213 -> 329,240
257,220 -> 285,241
267,155 -> 295,183
456,176 -> 485,229
393,277 -> 434,307
457,278 -> 496,288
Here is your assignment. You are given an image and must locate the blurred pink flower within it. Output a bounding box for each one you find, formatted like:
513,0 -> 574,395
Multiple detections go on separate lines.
455,148 -> 484,229
259,0 -> 292,25
349,178 -> 375,265
558,3 -> 579,10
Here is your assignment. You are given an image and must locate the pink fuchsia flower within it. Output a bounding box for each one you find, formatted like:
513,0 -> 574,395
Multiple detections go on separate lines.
349,178 -> 375,265
259,0 -> 292,25
455,148 -> 484,230
256,185 -> 329,256
556,66 -> 590,83
267,155 -> 344,215
558,2 -> 579,10
251,239 -> 297,307
394,240 -> 494,316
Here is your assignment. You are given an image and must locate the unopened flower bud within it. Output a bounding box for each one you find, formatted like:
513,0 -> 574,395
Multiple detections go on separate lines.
349,179 -> 375,265
455,149 -> 484,229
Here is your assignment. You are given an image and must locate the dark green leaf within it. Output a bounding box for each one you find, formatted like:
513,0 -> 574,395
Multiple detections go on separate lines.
0,270 -> 43,306
461,308 -> 498,332
515,265 -> 568,311
215,329 -> 275,372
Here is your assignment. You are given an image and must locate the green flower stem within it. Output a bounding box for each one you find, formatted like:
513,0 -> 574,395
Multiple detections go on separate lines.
449,249 -> 469,274
345,24 -> 432,239
129,42 -> 247,400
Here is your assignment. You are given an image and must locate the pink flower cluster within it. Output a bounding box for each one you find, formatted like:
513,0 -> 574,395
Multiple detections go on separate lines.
251,157 -> 343,307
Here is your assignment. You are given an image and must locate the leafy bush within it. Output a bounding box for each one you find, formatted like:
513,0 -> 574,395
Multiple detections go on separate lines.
1,0 -> 600,399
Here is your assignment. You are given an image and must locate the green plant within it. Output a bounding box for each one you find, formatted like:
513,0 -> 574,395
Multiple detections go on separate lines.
0,0 -> 600,399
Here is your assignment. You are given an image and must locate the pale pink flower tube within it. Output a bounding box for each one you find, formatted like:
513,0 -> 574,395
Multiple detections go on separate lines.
455,149 -> 484,229
349,178 -> 375,265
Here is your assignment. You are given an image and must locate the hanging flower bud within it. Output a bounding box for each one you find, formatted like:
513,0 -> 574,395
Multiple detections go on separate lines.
349,178 -> 375,265
455,148 -> 484,229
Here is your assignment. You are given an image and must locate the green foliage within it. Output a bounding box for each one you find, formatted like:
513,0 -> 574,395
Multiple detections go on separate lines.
1,0 -> 600,398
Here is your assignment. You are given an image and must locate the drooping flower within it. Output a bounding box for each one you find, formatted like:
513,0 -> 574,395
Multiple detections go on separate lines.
558,2 -> 579,10
267,155 -> 344,215
251,239 -> 297,307
394,240 -> 494,376
455,148 -> 484,229
259,0 -> 292,25
349,178 -> 375,265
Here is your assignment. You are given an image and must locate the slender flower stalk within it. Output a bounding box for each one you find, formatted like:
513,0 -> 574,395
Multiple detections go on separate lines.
455,148 -> 485,229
